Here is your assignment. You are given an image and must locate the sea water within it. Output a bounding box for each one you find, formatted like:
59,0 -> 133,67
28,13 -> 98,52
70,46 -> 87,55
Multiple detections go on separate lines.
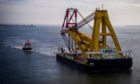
0,25 -> 140,84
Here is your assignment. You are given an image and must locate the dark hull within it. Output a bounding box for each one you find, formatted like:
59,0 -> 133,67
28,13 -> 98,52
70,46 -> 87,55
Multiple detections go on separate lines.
56,54 -> 132,72
23,47 -> 32,51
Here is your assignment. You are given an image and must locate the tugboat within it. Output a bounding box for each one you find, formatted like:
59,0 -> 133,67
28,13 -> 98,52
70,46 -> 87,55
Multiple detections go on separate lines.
23,39 -> 33,51
56,8 -> 132,72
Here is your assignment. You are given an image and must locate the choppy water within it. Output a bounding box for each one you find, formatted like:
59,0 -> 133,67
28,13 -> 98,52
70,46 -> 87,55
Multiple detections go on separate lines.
0,25 -> 140,84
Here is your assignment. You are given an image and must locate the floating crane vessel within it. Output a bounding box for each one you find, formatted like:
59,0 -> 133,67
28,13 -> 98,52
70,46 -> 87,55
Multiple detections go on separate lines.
56,8 -> 132,72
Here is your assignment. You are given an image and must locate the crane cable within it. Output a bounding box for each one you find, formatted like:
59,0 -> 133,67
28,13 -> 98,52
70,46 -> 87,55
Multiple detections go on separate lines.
77,10 -> 93,30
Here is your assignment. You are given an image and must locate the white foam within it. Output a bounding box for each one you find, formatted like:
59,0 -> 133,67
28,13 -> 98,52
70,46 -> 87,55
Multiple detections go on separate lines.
35,47 -> 57,57
11,45 -> 23,50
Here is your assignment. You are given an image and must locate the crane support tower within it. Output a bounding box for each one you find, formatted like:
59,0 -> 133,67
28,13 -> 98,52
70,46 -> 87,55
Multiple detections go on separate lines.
57,8 -> 132,72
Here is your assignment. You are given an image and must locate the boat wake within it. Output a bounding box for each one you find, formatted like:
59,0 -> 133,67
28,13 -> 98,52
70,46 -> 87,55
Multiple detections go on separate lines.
8,44 -> 57,57
35,47 -> 57,57
11,45 -> 23,50
3,39 -> 58,57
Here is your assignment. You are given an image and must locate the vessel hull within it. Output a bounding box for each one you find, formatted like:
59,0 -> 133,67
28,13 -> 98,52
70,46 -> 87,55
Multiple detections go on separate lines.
56,54 -> 132,72
22,47 -> 32,51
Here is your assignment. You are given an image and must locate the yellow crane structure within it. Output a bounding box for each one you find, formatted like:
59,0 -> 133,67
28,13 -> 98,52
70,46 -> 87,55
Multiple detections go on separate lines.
57,8 -> 132,72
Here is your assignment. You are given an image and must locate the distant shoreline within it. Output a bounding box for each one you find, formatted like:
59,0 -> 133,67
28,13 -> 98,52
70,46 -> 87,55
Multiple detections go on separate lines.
0,24 -> 35,28
0,24 -> 140,28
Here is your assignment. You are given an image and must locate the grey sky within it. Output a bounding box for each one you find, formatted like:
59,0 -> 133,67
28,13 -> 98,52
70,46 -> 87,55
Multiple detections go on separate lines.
0,0 -> 140,26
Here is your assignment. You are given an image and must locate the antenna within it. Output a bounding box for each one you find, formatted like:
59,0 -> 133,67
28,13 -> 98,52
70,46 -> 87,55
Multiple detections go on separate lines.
102,4 -> 104,10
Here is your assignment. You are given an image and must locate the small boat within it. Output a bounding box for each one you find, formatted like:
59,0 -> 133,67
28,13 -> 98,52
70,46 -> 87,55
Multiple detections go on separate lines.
23,39 -> 33,51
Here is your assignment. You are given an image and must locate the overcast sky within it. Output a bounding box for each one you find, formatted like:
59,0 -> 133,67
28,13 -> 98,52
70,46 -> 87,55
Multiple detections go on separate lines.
0,0 -> 140,26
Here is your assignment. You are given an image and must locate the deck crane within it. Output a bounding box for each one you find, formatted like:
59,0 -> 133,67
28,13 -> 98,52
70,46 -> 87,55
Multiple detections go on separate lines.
57,8 -> 132,72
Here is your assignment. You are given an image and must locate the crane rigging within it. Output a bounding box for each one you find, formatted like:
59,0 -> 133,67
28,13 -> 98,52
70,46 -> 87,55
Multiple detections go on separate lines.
75,10 -> 94,29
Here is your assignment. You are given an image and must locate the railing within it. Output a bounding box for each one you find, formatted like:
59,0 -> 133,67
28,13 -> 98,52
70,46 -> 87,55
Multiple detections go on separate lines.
86,50 -> 132,59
